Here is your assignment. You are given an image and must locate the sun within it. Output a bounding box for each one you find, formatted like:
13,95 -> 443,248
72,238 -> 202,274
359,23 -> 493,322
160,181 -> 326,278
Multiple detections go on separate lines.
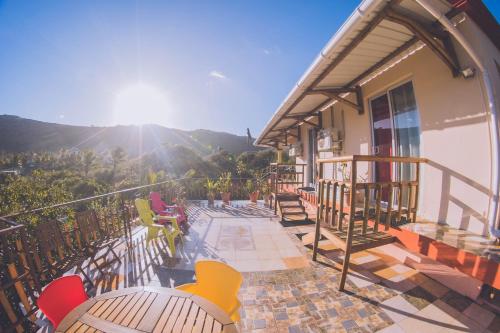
113,82 -> 171,126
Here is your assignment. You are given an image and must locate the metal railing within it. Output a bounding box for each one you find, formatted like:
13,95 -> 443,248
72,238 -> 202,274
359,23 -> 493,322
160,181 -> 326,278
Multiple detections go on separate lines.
268,163 -> 306,195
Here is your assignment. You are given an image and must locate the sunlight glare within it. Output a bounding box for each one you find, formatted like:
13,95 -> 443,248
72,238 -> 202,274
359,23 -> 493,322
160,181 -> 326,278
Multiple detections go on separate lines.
113,82 -> 171,126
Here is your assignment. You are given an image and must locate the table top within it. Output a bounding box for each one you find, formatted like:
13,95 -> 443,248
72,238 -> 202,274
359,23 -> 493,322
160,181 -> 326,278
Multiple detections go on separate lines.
56,286 -> 238,333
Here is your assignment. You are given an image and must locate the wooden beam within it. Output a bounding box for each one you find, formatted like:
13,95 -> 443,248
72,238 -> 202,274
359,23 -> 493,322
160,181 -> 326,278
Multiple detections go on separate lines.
355,85 -> 364,115
309,87 -> 356,94
384,8 -> 460,76
318,91 -> 362,112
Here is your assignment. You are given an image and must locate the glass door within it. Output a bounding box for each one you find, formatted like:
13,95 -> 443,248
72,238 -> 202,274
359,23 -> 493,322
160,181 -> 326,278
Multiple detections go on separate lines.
370,81 -> 420,203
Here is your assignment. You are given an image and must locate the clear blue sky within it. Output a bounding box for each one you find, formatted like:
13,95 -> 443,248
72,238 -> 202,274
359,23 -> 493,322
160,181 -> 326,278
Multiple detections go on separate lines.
0,1 -> 499,136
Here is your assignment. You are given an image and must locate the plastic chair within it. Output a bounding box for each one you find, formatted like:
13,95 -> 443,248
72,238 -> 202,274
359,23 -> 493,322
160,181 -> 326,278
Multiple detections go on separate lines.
37,275 -> 88,328
176,260 -> 243,322
135,198 -> 182,255
149,192 -> 187,224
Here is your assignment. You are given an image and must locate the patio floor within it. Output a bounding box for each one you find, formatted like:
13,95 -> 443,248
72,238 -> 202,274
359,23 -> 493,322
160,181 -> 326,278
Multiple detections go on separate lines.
79,201 -> 499,333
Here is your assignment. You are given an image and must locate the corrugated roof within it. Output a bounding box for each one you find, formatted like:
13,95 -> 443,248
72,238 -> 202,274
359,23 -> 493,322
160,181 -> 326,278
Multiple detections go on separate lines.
256,0 -> 456,147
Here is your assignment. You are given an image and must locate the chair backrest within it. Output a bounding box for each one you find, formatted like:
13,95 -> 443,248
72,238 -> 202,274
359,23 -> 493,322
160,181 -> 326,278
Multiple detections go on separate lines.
149,192 -> 166,214
37,220 -> 67,262
135,199 -> 155,226
192,261 -> 243,315
75,210 -> 103,244
37,275 -> 88,328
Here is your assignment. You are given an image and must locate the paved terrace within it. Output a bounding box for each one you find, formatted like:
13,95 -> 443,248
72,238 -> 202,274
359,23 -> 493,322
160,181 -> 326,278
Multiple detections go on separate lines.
82,201 -> 499,333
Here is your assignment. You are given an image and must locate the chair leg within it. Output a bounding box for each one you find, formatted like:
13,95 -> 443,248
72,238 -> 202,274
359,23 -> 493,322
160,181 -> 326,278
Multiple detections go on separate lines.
339,251 -> 351,291
312,220 -> 321,262
160,228 -> 174,256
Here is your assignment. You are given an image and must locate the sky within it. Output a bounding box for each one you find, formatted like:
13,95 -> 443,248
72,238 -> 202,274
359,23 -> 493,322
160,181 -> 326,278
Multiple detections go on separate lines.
0,1 -> 499,137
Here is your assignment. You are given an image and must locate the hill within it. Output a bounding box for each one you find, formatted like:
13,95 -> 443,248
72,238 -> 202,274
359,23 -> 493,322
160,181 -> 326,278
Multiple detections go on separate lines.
0,115 -> 260,156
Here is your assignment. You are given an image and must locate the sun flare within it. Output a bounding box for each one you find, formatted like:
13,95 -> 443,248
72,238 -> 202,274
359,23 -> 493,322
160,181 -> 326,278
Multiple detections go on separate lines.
113,82 -> 170,126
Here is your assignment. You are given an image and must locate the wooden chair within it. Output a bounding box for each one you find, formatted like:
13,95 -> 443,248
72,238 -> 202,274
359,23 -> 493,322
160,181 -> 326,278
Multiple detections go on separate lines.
311,156 -> 423,291
36,219 -> 93,286
74,210 -> 121,275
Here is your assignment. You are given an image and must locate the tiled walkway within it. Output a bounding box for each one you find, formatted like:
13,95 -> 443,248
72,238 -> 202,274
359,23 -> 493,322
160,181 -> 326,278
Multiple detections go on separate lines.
81,202 -> 498,333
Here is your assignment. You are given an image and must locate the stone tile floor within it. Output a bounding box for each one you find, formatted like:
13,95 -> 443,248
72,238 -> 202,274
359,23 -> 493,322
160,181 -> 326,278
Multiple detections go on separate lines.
82,201 -> 498,333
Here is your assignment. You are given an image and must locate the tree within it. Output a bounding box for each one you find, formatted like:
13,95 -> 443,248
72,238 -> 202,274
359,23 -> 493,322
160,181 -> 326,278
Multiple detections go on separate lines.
82,149 -> 96,177
111,147 -> 126,175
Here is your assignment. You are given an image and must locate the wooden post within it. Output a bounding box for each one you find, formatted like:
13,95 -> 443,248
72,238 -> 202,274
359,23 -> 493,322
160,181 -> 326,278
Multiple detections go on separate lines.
407,184 -> 414,223
397,182 -> 404,223
374,184 -> 382,232
277,149 -> 283,164
331,182 -> 338,228
386,184 -> 394,231
362,184 -> 369,235
324,181 -> 331,224
338,184 -> 346,231
413,162 -> 420,223
312,180 -> 324,262
339,159 -> 357,291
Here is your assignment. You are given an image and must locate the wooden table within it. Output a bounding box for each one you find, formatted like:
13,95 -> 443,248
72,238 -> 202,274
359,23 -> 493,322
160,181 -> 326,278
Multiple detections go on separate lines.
56,286 -> 238,333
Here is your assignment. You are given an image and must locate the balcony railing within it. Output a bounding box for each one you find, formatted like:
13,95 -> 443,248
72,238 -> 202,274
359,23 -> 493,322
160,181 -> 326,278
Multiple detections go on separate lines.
316,155 -> 427,231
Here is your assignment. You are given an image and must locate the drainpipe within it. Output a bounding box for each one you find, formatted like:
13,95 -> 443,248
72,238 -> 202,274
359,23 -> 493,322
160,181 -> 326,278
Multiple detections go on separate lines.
415,0 -> 500,238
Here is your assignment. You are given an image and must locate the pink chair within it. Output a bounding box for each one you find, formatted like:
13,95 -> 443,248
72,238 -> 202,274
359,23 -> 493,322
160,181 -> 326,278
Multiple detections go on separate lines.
37,275 -> 88,328
149,192 -> 187,224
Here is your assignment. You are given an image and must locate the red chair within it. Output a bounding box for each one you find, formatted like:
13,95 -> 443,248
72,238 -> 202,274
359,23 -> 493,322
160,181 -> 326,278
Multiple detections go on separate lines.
149,192 -> 187,224
37,275 -> 88,328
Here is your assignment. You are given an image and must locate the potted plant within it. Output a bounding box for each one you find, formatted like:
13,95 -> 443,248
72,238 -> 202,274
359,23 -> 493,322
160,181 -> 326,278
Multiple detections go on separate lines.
245,179 -> 260,203
260,180 -> 271,206
205,178 -> 217,206
217,172 -> 232,204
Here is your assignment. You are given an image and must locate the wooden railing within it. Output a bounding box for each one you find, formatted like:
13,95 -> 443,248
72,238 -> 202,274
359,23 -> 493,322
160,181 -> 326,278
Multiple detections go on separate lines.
269,163 -> 306,194
316,155 -> 427,232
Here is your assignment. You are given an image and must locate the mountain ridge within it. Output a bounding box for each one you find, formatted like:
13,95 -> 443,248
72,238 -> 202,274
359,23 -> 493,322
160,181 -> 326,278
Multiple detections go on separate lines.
0,115 -> 260,156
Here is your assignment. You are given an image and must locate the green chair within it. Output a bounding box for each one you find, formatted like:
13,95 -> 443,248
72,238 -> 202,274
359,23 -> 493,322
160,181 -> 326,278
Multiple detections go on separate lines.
134,198 -> 183,255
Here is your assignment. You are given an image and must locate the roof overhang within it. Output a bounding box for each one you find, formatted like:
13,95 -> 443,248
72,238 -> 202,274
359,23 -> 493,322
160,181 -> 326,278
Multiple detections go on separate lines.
255,0 -> 488,148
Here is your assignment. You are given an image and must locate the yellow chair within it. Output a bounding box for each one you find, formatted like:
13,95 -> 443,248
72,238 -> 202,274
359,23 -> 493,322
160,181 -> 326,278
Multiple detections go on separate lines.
176,260 -> 243,322
134,198 -> 182,255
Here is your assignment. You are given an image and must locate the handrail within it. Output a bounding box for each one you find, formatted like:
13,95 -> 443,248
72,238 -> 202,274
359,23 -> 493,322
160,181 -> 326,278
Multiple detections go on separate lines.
2,176 -> 260,220
270,162 -> 307,166
317,155 -> 428,164
1,179 -> 174,219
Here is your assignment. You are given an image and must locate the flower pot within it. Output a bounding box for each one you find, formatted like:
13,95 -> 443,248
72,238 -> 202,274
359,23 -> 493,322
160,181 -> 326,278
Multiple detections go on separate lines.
221,192 -> 231,204
207,193 -> 215,206
249,190 -> 260,203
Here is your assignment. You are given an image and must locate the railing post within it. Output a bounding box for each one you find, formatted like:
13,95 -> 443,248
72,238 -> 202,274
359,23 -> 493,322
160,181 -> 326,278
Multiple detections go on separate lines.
339,158 -> 357,291
413,161 -> 420,223
312,179 -> 324,262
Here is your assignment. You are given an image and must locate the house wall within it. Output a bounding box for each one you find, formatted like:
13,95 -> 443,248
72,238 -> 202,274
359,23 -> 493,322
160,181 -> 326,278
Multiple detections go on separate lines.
292,15 -> 500,236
